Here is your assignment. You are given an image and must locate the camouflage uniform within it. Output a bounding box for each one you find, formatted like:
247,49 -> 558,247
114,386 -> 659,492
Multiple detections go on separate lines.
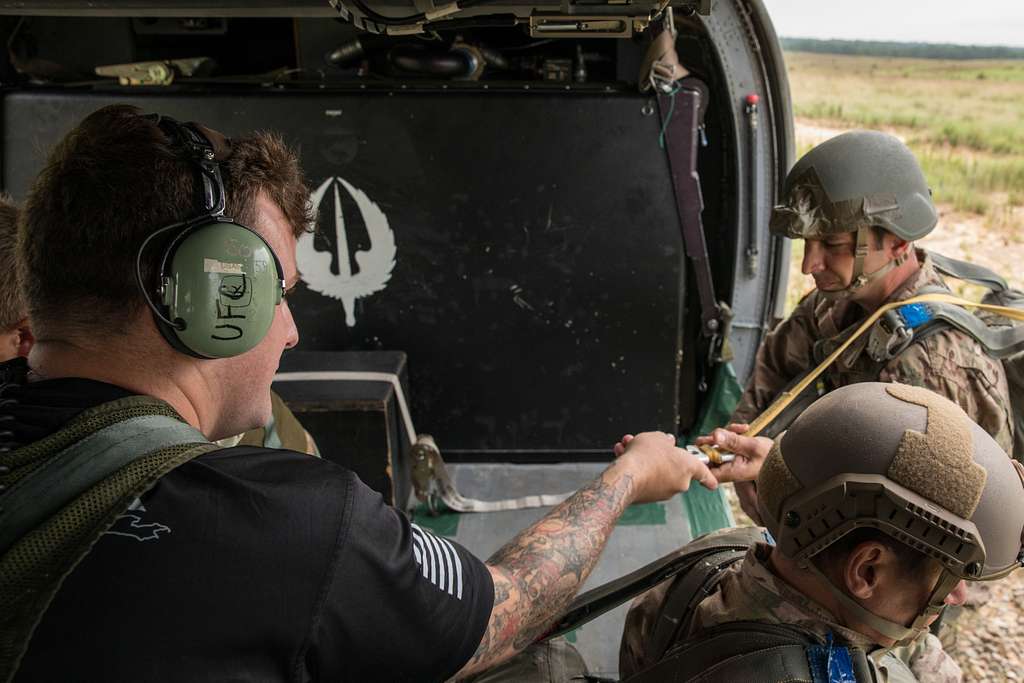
734,249 -> 1014,453
619,529 -> 962,683
217,390 -> 320,455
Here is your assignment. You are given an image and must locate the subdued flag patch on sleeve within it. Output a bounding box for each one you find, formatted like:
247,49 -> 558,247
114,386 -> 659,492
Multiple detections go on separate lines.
411,523 -> 465,600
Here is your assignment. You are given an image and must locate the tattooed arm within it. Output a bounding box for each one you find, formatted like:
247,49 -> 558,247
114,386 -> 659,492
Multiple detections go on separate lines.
454,431 -> 718,678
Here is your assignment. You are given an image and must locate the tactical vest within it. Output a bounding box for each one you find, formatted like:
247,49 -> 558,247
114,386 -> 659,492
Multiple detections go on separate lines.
626,621 -> 874,683
758,252 -> 1024,458
902,253 -> 1024,461
0,391 -> 219,683
617,529 -> 876,683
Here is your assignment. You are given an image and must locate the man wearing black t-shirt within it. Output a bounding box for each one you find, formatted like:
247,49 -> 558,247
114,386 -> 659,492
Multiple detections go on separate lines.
2,105 -> 718,682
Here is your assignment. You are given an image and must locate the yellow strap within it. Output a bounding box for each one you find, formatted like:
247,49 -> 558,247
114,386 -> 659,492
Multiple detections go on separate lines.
732,292 -> 1024,443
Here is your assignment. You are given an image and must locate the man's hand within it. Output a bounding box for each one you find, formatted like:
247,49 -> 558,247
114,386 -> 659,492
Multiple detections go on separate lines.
696,424 -> 773,484
611,431 -> 717,503
694,423 -> 772,524
455,431 -> 717,678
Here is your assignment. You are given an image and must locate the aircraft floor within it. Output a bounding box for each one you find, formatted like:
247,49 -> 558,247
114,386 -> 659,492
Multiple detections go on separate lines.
412,462 -> 733,678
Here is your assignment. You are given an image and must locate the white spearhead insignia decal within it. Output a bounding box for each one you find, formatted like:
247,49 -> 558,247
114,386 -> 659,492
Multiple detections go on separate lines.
298,177 -> 397,327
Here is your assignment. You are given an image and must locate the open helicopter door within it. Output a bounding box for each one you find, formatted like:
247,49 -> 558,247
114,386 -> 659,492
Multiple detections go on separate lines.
0,0 -> 793,673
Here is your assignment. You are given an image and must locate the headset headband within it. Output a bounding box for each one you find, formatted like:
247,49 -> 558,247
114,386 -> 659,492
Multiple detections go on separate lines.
144,114 -> 231,217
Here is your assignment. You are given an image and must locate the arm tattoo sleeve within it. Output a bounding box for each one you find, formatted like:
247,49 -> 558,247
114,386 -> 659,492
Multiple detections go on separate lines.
456,469 -> 635,676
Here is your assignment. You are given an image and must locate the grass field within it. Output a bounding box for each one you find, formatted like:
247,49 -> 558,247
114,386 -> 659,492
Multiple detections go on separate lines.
782,51 -> 1024,309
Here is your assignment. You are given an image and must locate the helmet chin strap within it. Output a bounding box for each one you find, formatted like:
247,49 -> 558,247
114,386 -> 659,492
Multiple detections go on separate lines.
802,560 -> 963,647
818,226 -> 905,302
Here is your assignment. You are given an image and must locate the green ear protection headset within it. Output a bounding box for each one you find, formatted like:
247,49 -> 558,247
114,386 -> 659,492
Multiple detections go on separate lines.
135,114 -> 286,359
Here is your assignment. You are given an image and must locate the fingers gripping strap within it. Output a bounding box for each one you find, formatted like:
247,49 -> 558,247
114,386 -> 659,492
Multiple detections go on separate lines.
272,372 -> 575,512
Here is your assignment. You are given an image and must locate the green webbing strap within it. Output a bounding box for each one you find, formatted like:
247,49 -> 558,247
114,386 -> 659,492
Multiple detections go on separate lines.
0,398 -> 219,683
929,252 -> 1008,292
0,414 -> 209,556
919,299 -> 1024,359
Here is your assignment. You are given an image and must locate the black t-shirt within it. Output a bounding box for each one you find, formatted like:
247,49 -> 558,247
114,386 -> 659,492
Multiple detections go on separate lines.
8,375 -> 493,682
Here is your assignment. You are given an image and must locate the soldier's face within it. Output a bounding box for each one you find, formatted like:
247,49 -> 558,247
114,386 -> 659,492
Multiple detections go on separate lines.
801,231 -> 893,298
868,563 -> 968,641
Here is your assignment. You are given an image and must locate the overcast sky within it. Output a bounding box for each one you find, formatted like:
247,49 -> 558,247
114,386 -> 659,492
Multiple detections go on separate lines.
760,0 -> 1024,48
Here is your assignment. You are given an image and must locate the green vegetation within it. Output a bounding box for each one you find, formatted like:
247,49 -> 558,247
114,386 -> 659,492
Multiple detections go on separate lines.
786,52 -> 1024,216
783,50 -> 1024,310
781,38 -> 1024,61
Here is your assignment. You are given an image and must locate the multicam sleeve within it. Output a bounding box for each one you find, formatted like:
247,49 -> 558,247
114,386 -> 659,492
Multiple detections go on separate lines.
899,632 -> 964,683
618,580 -> 674,678
881,330 -> 1015,456
732,294 -> 820,424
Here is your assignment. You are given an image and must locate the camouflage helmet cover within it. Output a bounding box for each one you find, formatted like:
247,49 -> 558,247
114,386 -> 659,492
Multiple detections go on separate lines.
770,130 -> 938,241
758,382 -> 1024,581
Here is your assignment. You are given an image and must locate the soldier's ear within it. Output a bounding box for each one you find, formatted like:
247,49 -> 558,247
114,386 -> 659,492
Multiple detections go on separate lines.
889,237 -> 911,261
842,541 -> 889,600
16,319 -> 34,357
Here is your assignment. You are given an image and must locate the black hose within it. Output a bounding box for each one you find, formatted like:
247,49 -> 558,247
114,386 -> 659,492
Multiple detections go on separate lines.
388,45 -> 475,77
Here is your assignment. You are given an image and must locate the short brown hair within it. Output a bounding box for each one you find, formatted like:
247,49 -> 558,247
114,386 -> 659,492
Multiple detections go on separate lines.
20,104 -> 313,338
813,527 -> 934,578
0,195 -> 27,330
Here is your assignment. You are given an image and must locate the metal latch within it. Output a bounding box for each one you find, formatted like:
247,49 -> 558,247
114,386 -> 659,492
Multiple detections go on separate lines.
529,16 -> 633,38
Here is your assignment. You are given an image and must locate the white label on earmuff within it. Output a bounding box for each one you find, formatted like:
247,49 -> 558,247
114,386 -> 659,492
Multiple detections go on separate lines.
204,258 -> 245,274
298,176 -> 396,327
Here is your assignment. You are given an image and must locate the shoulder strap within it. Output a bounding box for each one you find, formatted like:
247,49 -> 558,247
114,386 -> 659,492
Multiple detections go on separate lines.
0,412 -> 209,556
929,252 -> 1008,293
541,527 -> 764,642
890,285 -> 1024,360
648,547 -> 746,661
627,621 -> 875,683
0,397 -> 219,683
919,302 -> 1024,359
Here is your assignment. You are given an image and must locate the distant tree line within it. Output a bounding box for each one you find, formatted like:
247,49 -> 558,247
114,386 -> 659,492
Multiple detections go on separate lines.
780,37 -> 1024,60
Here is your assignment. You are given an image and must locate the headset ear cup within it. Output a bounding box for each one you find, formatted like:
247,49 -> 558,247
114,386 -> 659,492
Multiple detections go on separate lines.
160,219 -> 282,359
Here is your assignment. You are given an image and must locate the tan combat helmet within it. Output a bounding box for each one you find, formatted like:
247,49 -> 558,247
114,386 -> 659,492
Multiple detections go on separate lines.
757,382 -> 1024,644
769,130 -> 939,300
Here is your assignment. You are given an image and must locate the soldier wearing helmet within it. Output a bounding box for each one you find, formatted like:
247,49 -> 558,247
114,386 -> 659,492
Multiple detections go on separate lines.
620,383 -> 1024,682
723,130 -> 1013,522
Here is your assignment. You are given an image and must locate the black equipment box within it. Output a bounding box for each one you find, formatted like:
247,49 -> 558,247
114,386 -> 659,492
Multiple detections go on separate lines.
273,351 -> 412,508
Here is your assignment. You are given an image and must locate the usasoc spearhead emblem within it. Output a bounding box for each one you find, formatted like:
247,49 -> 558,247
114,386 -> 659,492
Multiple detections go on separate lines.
298,176 -> 397,327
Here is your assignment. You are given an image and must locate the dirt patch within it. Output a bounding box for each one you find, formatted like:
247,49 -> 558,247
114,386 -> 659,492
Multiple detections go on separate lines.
952,572 -> 1024,682
921,207 -> 1024,293
794,117 -> 908,146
